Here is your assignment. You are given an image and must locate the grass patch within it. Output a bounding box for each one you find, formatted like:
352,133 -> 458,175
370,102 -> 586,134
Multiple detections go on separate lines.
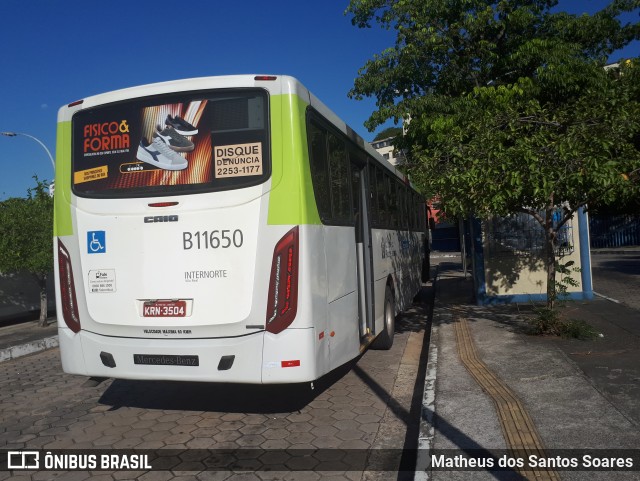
528,307 -> 600,340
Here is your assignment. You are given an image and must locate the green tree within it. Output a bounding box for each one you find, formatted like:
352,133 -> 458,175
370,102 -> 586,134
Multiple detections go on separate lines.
373,126 -> 402,141
0,178 -> 54,326
348,0 -> 640,311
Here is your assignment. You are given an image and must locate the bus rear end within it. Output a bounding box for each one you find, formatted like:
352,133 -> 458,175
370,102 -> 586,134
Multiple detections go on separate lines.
54,76 -> 317,383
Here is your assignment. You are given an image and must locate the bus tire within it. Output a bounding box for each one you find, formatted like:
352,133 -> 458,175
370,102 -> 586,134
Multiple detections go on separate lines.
421,254 -> 431,282
372,286 -> 395,350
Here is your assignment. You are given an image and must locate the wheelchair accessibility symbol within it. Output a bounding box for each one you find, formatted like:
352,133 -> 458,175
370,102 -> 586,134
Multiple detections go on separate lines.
87,231 -> 106,254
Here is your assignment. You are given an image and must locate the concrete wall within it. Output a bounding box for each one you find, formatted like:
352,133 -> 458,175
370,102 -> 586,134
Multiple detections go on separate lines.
0,271 -> 56,321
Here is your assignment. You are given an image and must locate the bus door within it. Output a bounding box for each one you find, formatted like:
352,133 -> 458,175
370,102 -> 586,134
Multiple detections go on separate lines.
350,154 -> 374,340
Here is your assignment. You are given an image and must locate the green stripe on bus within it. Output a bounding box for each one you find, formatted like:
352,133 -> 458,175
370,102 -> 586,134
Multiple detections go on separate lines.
268,94 -> 322,225
54,121 -> 73,236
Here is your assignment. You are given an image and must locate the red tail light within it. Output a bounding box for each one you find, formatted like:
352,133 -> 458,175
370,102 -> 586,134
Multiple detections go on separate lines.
265,226 -> 299,334
57,240 -> 80,333
148,201 -> 179,207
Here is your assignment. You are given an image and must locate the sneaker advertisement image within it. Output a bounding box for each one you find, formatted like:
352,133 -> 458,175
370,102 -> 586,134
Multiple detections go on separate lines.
71,90 -> 269,196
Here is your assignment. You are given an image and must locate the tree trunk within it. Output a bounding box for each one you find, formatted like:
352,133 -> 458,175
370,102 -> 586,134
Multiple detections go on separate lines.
37,274 -> 48,327
545,197 -> 557,311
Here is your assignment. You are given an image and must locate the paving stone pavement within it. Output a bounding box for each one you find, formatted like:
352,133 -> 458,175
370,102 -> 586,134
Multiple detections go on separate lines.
0,291 -> 433,481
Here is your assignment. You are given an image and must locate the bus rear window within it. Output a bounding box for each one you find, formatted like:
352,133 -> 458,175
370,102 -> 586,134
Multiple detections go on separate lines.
72,89 -> 270,197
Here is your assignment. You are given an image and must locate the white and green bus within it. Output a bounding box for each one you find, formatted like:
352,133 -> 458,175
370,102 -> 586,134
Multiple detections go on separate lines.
54,75 -> 426,384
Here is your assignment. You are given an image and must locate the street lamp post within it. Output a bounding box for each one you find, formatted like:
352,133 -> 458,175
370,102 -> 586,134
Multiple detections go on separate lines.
1,131 -> 55,195
1,131 -> 55,171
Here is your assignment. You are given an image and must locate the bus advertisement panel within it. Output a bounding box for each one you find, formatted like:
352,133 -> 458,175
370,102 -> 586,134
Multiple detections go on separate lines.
72,90 -> 269,197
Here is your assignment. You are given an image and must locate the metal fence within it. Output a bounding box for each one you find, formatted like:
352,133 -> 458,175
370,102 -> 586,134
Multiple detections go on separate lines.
485,212 -> 574,258
431,224 -> 461,252
589,214 -> 640,248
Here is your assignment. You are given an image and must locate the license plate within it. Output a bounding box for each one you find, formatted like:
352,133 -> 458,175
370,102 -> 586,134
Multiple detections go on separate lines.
143,300 -> 187,317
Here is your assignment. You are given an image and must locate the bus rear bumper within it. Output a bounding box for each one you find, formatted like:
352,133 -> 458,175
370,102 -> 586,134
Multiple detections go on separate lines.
261,328 -> 319,383
59,327 -> 265,383
58,326 -> 319,384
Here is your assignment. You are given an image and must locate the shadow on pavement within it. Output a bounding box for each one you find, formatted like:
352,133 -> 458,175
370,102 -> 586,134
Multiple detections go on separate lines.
354,278 -> 527,481
98,360 -> 355,413
436,261 -> 640,429
98,286 -> 434,415
594,255 -> 640,276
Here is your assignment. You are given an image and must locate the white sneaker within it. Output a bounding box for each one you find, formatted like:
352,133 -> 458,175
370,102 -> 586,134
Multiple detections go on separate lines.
136,137 -> 188,170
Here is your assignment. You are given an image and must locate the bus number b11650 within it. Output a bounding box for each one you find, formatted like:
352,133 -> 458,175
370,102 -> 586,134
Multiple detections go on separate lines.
183,230 -> 244,250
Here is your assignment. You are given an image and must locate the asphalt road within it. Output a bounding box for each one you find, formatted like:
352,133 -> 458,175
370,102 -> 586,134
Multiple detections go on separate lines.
591,253 -> 640,310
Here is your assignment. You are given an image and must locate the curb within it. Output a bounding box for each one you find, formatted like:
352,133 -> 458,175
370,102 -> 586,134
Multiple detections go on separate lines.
0,335 -> 59,363
415,266 -> 440,481
590,249 -> 640,255
593,291 -> 623,304
415,317 -> 438,481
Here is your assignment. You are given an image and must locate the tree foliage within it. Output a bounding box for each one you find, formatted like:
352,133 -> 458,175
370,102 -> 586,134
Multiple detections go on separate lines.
0,178 -> 53,325
373,126 -> 402,141
347,0 -> 640,308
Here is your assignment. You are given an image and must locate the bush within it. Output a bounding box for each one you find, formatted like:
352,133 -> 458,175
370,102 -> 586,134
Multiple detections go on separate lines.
528,307 -> 599,340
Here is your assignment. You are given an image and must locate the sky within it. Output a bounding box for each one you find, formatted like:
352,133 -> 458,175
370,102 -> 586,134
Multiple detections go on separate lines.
0,0 -> 638,200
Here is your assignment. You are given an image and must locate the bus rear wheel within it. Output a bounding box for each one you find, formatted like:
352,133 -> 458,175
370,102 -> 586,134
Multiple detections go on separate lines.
372,286 -> 395,350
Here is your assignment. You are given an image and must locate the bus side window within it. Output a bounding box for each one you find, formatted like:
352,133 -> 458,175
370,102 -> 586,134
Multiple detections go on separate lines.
308,121 -> 331,222
327,132 -> 351,224
376,167 -> 388,227
368,162 -> 378,226
387,175 -> 397,228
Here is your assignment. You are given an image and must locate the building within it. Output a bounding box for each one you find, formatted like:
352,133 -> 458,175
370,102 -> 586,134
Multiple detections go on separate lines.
371,137 -> 401,165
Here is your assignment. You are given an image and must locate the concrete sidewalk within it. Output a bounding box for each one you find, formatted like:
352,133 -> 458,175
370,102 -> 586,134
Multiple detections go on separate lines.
418,261 -> 640,480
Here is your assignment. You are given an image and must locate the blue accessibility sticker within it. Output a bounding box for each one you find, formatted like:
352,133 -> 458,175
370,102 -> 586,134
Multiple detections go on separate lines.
87,231 -> 106,254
